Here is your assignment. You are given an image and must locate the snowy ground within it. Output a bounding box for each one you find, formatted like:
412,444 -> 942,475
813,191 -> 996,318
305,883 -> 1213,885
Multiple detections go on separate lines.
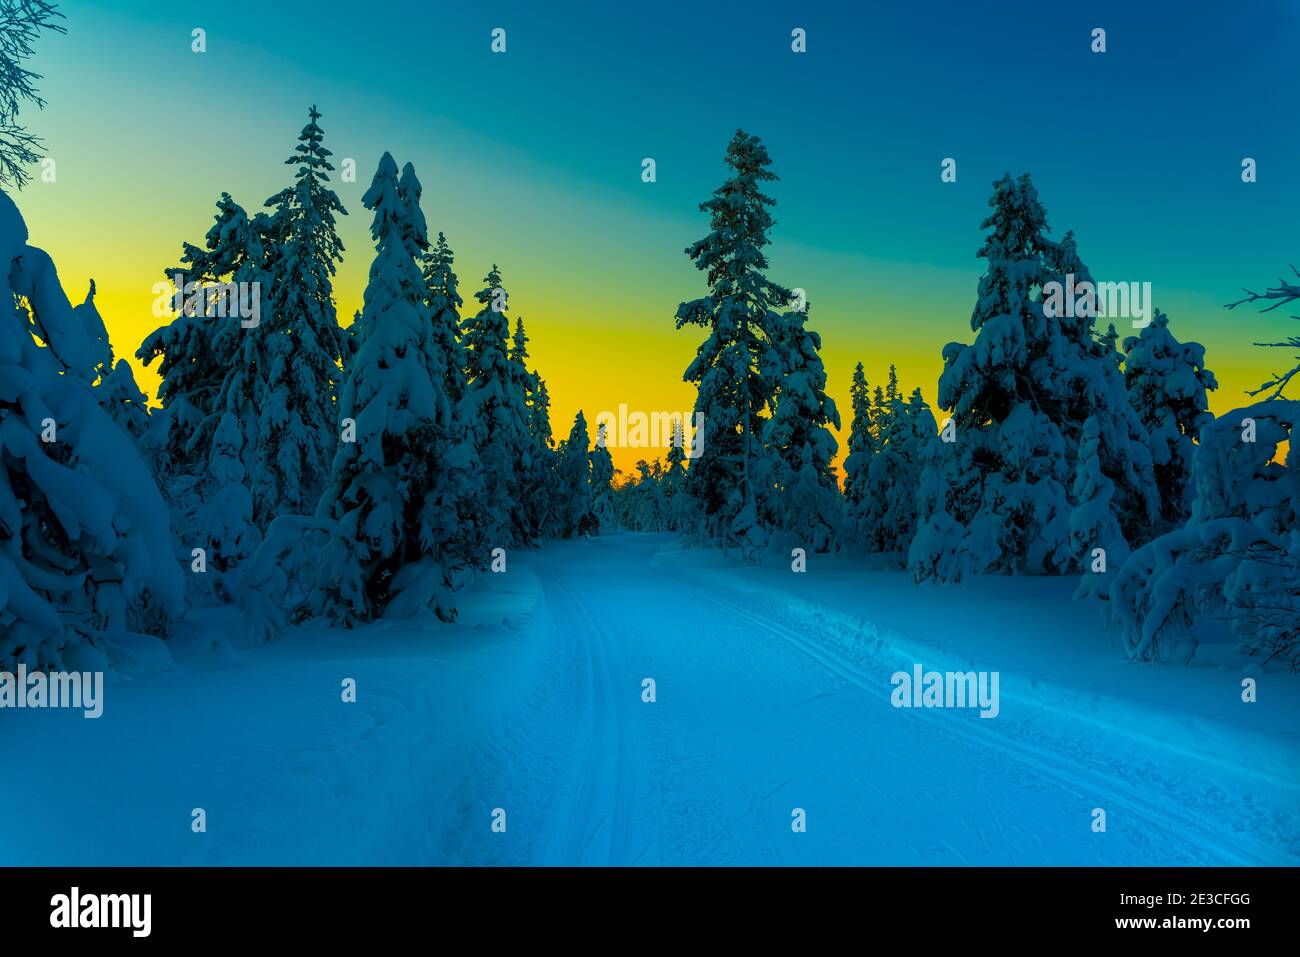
3,532 -> 1297,865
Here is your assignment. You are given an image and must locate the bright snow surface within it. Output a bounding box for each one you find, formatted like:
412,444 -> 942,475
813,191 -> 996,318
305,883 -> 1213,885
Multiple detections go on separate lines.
3,532 -> 1296,865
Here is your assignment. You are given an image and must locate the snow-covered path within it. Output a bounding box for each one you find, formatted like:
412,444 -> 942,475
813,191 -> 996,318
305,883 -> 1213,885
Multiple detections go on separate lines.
4,533 -> 1295,866
446,534 -> 1297,866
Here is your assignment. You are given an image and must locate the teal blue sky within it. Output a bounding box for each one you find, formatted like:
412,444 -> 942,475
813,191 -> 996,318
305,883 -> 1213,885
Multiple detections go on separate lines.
17,0 -> 1300,470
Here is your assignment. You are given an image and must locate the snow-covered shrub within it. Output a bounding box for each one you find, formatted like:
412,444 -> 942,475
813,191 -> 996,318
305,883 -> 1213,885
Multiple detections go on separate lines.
194,412 -> 262,602
239,514 -> 336,643
1070,416 -> 1130,599
1106,401 -> 1298,665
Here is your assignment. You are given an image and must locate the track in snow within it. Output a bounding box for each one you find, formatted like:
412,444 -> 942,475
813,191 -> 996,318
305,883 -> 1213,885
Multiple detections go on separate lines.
452,534 -> 1294,866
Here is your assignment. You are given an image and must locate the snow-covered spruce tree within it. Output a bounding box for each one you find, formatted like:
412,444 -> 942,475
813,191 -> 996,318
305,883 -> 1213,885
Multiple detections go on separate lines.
884,364 -> 900,413
1070,415 -> 1129,599
858,385 -> 904,552
910,173 -> 1073,581
590,423 -> 618,532
312,153 -> 458,623
843,365 -> 875,495
871,383 -> 888,439
508,315 -> 549,539
0,188 -> 182,668
861,386 -> 936,558
417,229 -> 487,571
761,305 -> 842,552
263,105 -> 347,330
529,375 -> 553,447
1043,230 -> 1159,554
394,160 -> 483,576
422,231 -> 467,404
76,279 -> 152,443
554,411 -> 596,537
1122,308 -> 1217,528
613,460 -> 665,531
639,460 -> 670,531
138,192 -> 257,475
662,417 -> 688,530
676,129 -> 791,555
911,175 -> 1157,583
206,208 -> 282,522
237,105 -> 349,526
1099,322 -> 1121,365
524,374 -> 559,539
1104,268 -> 1300,666
841,363 -> 876,545
195,412 -> 261,602
462,265 -> 533,546
342,307 -> 362,377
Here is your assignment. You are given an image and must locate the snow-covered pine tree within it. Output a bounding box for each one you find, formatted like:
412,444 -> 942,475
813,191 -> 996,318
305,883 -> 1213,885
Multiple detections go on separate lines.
676,130 -> 792,555
555,411 -> 596,538
858,383 -> 903,551
1100,323 -> 1121,364
205,207 -> 280,521
508,315 -> 547,539
422,231 -> 467,404
76,279 -> 151,442
1,188 -> 182,668
590,423 -> 618,532
1107,402 -> 1297,663
312,153 -> 458,623
1105,265 -> 1300,666
462,265 -> 533,545
509,315 -> 529,368
843,365 -> 874,488
870,384 -> 888,441
393,161 -> 427,267
884,364 -> 900,411
1122,308 -> 1218,528
343,308 -> 362,376
1070,415 -> 1129,599
914,176 -> 1156,582
842,363 -> 876,545
762,305 -> 842,551
241,105 -> 349,525
1043,229 -> 1160,554
414,229 -> 487,569
910,174 -> 1073,581
263,105 -> 347,338
617,460 -> 667,531
195,412 -> 261,602
137,193 -> 257,475
523,374 -> 559,540
903,388 -> 939,509
861,385 -> 936,558
529,375 -> 553,447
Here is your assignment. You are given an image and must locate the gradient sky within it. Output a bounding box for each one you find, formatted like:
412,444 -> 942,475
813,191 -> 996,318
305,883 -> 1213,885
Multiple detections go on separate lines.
16,0 -> 1300,472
